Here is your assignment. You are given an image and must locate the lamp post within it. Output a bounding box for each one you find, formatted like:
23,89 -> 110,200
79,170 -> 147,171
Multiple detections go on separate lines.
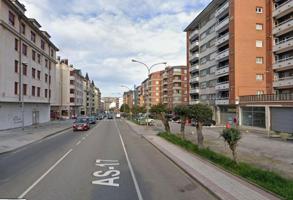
131,59 -> 167,127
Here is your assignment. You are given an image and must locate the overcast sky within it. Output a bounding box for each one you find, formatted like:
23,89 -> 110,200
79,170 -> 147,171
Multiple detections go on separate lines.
20,0 -> 211,97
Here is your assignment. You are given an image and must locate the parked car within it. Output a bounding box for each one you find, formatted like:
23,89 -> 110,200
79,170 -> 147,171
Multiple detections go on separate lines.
116,113 -> 121,118
107,113 -> 113,119
138,117 -> 154,126
191,119 -> 216,127
73,117 -> 90,131
96,114 -> 104,120
89,116 -> 97,124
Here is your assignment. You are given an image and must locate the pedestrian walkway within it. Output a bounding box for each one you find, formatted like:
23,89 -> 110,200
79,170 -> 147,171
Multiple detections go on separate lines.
0,120 -> 73,154
126,120 -> 280,200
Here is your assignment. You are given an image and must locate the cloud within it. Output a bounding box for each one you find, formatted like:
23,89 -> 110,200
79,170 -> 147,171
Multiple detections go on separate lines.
19,0 -> 211,96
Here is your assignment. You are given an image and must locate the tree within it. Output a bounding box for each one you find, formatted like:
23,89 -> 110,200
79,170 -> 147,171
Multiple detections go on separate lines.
174,104 -> 190,139
189,104 -> 213,148
120,104 -> 130,113
150,104 -> 170,132
221,128 -> 241,163
131,105 -> 146,116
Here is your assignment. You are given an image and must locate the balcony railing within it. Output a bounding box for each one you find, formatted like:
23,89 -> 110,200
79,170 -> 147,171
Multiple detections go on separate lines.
190,64 -> 199,72
273,18 -> 293,35
190,41 -> 199,50
273,76 -> 293,88
273,36 -> 293,53
215,98 -> 229,105
190,76 -> 199,82
189,52 -> 199,61
215,81 -> 229,90
190,88 -> 200,94
216,65 -> 229,76
273,0 -> 293,18
240,93 -> 293,103
215,1 -> 229,17
273,56 -> 293,71
216,49 -> 229,61
189,29 -> 199,40
216,33 -> 229,46
215,17 -> 229,32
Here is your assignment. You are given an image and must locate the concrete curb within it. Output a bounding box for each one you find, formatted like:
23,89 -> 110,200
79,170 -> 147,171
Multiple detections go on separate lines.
124,120 -> 282,200
0,126 -> 72,155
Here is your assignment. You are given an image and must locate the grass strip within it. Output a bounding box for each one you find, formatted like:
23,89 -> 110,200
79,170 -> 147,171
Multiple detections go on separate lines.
158,132 -> 293,200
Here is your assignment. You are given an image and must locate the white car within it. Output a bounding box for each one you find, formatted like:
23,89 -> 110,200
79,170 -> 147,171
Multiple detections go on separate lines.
116,113 -> 121,118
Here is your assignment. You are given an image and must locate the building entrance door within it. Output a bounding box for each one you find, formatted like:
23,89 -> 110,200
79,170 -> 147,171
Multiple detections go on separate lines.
32,111 -> 39,125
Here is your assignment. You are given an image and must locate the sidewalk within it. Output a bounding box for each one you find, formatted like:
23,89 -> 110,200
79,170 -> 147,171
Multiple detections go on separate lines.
0,120 -> 73,154
126,120 -> 280,200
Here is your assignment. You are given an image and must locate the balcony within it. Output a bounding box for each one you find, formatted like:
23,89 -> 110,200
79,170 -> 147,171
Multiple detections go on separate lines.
273,0 -> 293,18
273,76 -> 293,88
274,37 -> 293,53
190,76 -> 199,83
216,65 -> 229,76
189,29 -> 199,40
215,1 -> 229,18
190,64 -> 199,72
215,98 -> 229,105
215,82 -> 229,90
273,18 -> 293,36
273,56 -> 293,71
190,88 -> 200,94
173,79 -> 182,83
190,41 -> 199,51
216,33 -> 229,46
190,100 -> 200,105
163,87 -> 168,91
216,49 -> 229,61
189,52 -> 199,61
240,94 -> 293,104
215,17 -> 229,32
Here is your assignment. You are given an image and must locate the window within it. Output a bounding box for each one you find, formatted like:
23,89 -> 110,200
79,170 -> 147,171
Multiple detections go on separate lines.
70,80 -> 74,85
32,50 -> 36,61
45,89 -> 48,98
51,49 -> 54,57
31,31 -> 36,43
256,40 -> 263,48
70,89 -> 75,94
37,87 -> 40,97
45,59 -> 48,68
49,90 -> 51,98
256,90 -> 264,95
21,23 -> 26,35
37,70 -> 41,80
32,68 -> 36,79
70,98 -> 75,103
22,64 -> 27,75
45,74 -> 48,83
256,74 -> 264,81
23,84 -> 27,96
256,7 -> 263,13
8,11 -> 15,26
256,57 -> 263,64
15,39 -> 18,51
22,44 -> 27,56
14,82 -> 18,95
256,23 -> 263,30
37,54 -> 41,64
70,71 -> 74,76
41,40 -> 45,50
49,75 -> 51,84
32,86 -> 36,96
15,60 -> 18,73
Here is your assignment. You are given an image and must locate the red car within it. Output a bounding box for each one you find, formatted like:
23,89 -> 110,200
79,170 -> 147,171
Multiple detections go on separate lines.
73,117 -> 90,131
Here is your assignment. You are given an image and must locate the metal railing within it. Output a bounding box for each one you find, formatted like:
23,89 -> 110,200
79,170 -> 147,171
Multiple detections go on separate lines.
275,17 -> 293,28
275,56 -> 293,64
275,0 -> 291,9
275,36 -> 293,45
240,93 -> 293,103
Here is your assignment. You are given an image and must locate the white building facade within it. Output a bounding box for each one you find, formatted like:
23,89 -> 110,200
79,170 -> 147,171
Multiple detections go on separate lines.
0,0 -> 58,130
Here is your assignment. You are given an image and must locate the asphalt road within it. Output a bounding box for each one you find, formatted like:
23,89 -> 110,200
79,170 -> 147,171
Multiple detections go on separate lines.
0,119 -> 216,200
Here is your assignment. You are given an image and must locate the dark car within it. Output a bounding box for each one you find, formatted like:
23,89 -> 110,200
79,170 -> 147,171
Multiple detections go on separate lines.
107,113 -> 113,119
89,116 -> 97,124
73,117 -> 90,131
191,119 -> 216,127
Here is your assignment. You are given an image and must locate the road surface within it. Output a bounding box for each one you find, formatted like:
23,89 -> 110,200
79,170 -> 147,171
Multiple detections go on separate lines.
0,119 -> 216,200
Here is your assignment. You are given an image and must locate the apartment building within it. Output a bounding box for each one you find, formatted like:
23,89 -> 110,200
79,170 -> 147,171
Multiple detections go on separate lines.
123,90 -> 134,109
141,78 -> 148,108
69,67 -> 84,117
93,87 -> 101,113
147,71 -> 162,107
185,0 -> 271,124
102,97 -> 119,111
161,66 -> 189,110
0,0 -> 58,129
50,58 -> 70,119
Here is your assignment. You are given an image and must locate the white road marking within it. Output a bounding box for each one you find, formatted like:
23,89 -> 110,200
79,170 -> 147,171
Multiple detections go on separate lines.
82,137 -> 86,140
114,120 -> 143,200
76,141 -> 81,146
18,149 -> 73,199
109,167 -> 114,170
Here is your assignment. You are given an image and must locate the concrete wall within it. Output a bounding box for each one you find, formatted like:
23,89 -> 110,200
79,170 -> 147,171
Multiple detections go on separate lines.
0,102 -> 50,130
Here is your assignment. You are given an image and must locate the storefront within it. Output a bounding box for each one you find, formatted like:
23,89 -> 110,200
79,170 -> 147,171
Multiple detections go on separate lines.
241,107 -> 266,128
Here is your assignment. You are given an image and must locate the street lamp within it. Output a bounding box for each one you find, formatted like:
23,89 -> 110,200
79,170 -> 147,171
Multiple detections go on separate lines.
131,59 -> 167,127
